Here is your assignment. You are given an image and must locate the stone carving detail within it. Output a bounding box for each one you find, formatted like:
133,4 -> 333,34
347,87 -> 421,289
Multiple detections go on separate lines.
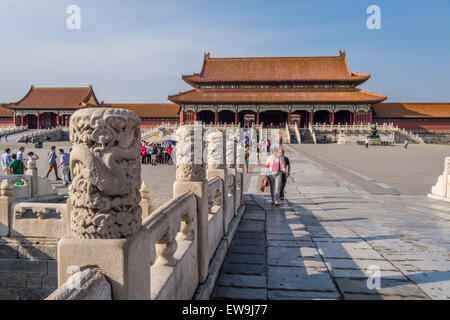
430,157 -> 450,198
227,175 -> 235,196
175,125 -> 205,182
226,129 -> 236,167
205,130 -> 225,168
235,129 -> 245,166
1,179 -> 14,197
208,189 -> 222,213
69,108 -> 142,239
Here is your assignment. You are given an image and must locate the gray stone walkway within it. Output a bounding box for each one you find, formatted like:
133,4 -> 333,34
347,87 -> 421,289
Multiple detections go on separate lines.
212,145 -> 450,300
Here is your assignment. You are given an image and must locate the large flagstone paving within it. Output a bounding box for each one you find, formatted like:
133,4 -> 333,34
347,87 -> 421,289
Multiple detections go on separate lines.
211,145 -> 450,300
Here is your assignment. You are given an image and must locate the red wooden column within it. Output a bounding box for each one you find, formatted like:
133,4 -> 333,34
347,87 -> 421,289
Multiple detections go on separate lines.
21,115 -> 24,126
13,113 -> 16,126
214,111 -> 219,125
256,111 -> 260,125
193,111 -> 198,122
309,111 -> 314,125
331,111 -> 335,125
234,111 -> 239,125
179,110 -> 185,124
368,109 -> 373,123
353,111 -> 357,125
288,111 -> 292,125
57,113 -> 60,127
37,113 -> 40,129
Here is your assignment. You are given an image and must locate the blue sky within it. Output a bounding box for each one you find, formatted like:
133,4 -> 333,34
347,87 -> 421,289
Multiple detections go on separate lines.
0,0 -> 449,103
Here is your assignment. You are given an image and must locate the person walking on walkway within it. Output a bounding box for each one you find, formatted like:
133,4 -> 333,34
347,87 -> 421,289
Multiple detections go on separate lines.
265,148 -> 286,207
244,144 -> 250,173
365,138 -> 369,148
279,148 -> 291,200
404,139 -> 408,149
58,149 -> 70,186
45,146 -> 61,180
1,148 -> 12,174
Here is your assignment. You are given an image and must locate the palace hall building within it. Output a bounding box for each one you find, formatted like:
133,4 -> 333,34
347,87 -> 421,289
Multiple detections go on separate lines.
168,51 -> 388,127
5,85 -> 101,129
4,86 -> 180,129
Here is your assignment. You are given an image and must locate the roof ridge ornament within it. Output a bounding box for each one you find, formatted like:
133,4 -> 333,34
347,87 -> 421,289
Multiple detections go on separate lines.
204,52 -> 211,61
339,50 -> 346,57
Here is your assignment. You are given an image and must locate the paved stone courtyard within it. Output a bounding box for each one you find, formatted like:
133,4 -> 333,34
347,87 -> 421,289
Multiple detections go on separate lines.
0,144 -> 176,210
212,144 -> 450,300
3,141 -> 449,299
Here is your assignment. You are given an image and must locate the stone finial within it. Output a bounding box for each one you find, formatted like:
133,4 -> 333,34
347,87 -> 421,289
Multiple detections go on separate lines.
226,129 -> 237,168
27,159 -> 37,172
1,179 -> 14,197
140,181 -> 151,200
175,125 -> 205,182
68,108 -> 142,239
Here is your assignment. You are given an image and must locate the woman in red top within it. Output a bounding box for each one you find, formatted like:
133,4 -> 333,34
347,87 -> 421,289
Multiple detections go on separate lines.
167,145 -> 173,165
141,145 -> 147,165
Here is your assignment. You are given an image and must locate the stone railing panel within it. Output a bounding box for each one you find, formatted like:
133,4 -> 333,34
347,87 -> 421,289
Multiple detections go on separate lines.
207,177 -> 223,262
10,202 -> 68,238
143,191 -> 198,300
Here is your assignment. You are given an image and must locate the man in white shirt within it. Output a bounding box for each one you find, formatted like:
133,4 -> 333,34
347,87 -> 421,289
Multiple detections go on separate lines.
1,148 -> 12,174
17,147 -> 25,163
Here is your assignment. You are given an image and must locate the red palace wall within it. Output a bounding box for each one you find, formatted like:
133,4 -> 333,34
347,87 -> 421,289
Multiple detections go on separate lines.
0,118 -> 14,126
375,120 -> 450,132
140,119 -> 179,129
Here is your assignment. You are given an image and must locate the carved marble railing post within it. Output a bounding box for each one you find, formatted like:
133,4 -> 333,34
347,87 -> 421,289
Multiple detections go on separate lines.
226,129 -> 237,217
173,124 -> 209,283
235,128 -> 245,207
0,180 -> 14,236
140,182 -> 152,219
205,129 -> 229,235
429,157 -> 450,201
58,108 -> 152,300
26,159 -> 38,198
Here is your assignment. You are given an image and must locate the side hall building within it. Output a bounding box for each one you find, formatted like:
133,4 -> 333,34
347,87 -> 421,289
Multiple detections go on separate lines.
168,51 -> 388,127
3,86 -> 180,129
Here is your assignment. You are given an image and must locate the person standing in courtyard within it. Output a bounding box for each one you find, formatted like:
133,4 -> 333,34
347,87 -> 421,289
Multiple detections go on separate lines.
141,144 -> 147,165
1,148 -> 12,174
365,138 -> 369,148
8,154 -> 24,175
279,148 -> 291,200
58,149 -> 70,186
167,144 -> 173,165
265,148 -> 286,207
17,147 -> 25,164
45,146 -> 60,180
404,139 -> 408,149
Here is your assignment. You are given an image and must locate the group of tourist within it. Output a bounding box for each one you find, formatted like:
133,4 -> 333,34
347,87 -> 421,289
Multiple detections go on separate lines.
1,146 -> 72,186
140,142 -> 175,166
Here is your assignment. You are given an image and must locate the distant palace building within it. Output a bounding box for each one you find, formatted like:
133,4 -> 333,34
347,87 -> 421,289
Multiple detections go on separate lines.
372,103 -> 450,131
2,51 -> 450,131
3,86 -> 179,129
4,85 -> 101,129
168,51 -> 388,127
